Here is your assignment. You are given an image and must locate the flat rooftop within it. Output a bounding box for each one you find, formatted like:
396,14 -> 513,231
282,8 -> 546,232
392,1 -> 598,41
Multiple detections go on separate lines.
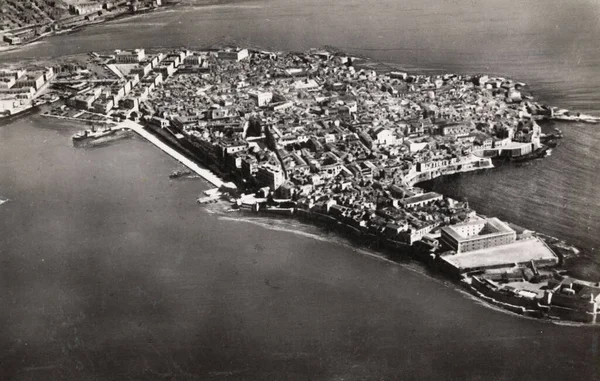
442,217 -> 513,241
472,141 -> 530,155
502,280 -> 549,298
402,192 -> 442,205
441,237 -> 558,271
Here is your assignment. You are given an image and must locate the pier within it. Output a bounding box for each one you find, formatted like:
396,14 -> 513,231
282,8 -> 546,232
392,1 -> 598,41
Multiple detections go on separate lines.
118,119 -> 224,187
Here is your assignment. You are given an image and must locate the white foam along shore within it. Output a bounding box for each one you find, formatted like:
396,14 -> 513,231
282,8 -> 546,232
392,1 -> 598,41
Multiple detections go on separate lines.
118,119 -> 224,187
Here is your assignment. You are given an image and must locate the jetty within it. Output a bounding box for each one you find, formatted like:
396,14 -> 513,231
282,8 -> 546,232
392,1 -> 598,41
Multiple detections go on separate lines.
118,119 -> 224,187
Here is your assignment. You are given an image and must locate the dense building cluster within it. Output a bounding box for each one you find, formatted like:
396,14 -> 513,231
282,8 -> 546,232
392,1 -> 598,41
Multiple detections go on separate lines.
42,47 -> 550,247
123,47 -> 549,245
0,66 -> 54,115
137,47 -> 600,322
0,0 -> 162,47
0,0 -> 67,31
39,46 -> 598,323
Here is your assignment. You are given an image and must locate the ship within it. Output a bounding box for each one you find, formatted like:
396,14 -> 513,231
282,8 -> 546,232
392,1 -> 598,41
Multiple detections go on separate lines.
540,127 -> 562,148
550,108 -> 600,124
0,104 -> 40,126
509,145 -> 551,163
72,125 -> 132,147
0,95 -> 61,125
540,136 -> 559,148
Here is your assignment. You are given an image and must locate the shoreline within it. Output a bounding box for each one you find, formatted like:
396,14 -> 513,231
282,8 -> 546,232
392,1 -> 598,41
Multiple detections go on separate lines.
2,41 -> 597,324
0,3 -> 181,55
45,108 -> 600,325
118,119 -> 225,187
205,201 -> 591,327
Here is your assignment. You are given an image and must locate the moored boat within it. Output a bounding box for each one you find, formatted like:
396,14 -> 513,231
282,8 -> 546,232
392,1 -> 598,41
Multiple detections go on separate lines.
72,126 -> 132,147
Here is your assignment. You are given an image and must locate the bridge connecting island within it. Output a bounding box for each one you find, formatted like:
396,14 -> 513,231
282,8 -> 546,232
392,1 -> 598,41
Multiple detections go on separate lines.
16,45 -> 599,324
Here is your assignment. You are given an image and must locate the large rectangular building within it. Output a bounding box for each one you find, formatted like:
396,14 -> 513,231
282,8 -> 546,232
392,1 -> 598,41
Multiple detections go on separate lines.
70,2 -> 103,15
0,69 -> 26,81
439,237 -> 559,276
400,192 -> 443,208
217,48 -> 249,61
440,218 -> 516,254
115,49 -> 146,64
256,163 -> 285,191
441,123 -> 471,137
14,72 -> 46,91
248,91 -> 273,107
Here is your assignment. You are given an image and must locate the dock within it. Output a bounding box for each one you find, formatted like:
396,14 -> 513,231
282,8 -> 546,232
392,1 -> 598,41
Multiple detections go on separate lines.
118,119 -> 224,187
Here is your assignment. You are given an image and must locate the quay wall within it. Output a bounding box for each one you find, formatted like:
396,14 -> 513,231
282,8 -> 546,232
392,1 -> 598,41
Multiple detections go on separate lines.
470,277 -> 539,309
132,116 -> 592,324
119,119 -> 224,187
463,279 -> 544,318
548,305 -> 597,323
239,200 -> 597,324
248,204 -> 560,321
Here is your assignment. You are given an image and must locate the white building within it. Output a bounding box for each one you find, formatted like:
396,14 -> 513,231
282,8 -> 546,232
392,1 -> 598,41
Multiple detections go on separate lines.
14,72 -> 46,91
70,2 -> 102,15
248,91 -> 273,107
257,163 -> 286,190
372,127 -> 396,146
218,48 -> 249,61
115,49 -> 146,64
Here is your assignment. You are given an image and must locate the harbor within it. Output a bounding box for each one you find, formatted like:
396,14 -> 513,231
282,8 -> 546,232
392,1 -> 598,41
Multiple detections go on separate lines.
1,42 -> 596,323
1,1 -> 600,380
71,124 -> 133,147
118,119 -> 224,187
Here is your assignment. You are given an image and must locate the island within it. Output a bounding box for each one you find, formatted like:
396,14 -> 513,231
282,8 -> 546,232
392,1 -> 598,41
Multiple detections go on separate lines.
2,45 -> 599,324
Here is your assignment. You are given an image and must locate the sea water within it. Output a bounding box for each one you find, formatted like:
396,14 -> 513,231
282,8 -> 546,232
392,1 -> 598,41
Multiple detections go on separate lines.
1,1 -> 600,379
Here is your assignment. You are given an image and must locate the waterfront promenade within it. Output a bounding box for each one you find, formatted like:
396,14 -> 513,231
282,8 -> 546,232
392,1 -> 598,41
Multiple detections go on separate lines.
118,119 -> 224,187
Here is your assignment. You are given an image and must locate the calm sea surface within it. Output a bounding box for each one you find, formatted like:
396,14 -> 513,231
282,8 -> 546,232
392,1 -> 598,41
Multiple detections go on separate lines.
1,1 -> 600,380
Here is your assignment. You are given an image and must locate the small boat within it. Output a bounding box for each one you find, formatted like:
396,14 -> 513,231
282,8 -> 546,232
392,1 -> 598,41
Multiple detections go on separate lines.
169,169 -> 193,179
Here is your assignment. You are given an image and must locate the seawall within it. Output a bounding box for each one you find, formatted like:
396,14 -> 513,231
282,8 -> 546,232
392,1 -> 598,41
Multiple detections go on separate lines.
118,120 -> 224,187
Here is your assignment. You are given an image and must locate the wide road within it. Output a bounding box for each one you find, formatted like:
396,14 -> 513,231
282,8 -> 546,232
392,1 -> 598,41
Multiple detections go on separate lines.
119,119 -> 224,187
